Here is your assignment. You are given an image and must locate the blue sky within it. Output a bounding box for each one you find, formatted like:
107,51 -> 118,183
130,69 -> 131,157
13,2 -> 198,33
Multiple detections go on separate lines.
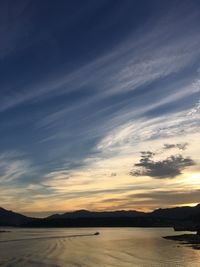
0,0 -> 200,216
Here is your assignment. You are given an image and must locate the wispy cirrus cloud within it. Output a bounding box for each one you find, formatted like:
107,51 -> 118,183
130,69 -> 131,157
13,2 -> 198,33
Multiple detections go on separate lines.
99,189 -> 200,210
0,151 -> 35,183
1,1 -> 200,213
1,3 -> 200,113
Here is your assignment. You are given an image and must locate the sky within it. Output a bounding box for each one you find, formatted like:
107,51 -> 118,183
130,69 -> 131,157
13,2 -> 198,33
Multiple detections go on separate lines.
0,0 -> 200,217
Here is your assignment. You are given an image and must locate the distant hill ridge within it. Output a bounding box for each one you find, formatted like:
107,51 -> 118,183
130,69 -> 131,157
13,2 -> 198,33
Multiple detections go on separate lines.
149,204 -> 200,219
0,207 -> 33,226
0,204 -> 200,227
47,209 -> 145,219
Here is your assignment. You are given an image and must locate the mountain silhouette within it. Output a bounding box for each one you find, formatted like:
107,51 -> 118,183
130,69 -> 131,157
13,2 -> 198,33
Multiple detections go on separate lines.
0,207 -> 34,226
0,204 -> 200,228
149,204 -> 200,219
47,209 -> 145,219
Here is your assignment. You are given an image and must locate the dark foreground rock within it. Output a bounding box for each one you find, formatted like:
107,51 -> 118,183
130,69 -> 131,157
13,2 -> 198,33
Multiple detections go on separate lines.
163,234 -> 200,250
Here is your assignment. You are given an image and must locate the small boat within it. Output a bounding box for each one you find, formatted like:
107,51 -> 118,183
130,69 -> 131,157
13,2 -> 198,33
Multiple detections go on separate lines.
94,232 -> 100,235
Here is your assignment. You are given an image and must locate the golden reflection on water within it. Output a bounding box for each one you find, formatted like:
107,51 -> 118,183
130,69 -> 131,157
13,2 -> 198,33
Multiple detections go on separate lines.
0,228 -> 200,267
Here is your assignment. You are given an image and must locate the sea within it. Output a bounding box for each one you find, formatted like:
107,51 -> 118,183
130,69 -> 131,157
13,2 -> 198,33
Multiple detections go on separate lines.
0,227 -> 199,267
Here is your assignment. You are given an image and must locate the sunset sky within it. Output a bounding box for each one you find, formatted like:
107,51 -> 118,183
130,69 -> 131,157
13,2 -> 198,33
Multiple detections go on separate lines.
0,0 -> 200,217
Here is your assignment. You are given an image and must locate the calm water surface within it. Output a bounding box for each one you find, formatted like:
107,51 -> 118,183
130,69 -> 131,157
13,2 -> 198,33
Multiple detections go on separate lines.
0,228 -> 199,267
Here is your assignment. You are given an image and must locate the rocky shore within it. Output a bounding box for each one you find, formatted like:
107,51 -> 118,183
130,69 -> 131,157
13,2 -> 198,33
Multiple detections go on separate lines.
163,234 -> 200,250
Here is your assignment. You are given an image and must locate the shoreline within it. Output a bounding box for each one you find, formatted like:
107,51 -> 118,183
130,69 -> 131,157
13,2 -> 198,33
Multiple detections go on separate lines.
163,234 -> 200,250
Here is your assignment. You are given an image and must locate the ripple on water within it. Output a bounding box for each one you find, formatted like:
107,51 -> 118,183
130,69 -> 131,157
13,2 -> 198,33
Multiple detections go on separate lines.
0,228 -> 200,267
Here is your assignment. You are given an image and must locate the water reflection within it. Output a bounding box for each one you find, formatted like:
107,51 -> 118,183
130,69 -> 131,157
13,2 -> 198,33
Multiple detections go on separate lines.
0,228 -> 199,266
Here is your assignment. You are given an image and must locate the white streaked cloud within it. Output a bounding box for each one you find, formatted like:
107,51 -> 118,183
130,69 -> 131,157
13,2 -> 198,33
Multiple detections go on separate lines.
0,151 -> 35,183
1,5 -> 200,113
1,2 -> 200,213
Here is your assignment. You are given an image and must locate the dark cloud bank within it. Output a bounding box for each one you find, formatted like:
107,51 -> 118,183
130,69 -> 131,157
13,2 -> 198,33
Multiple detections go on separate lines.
163,142 -> 188,150
130,148 -> 195,179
